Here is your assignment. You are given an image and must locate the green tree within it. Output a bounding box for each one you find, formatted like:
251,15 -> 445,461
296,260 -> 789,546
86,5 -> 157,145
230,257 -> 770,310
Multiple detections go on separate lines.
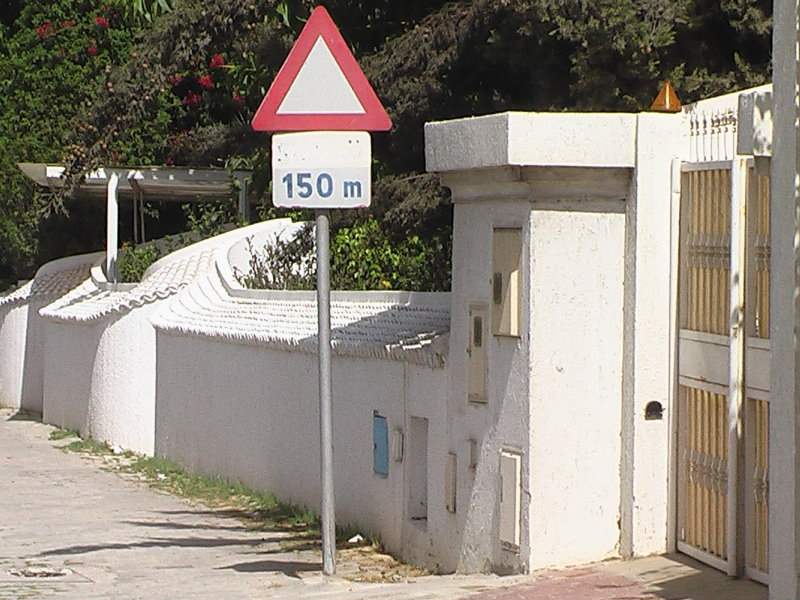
3,0 -> 774,291
0,0 -> 145,288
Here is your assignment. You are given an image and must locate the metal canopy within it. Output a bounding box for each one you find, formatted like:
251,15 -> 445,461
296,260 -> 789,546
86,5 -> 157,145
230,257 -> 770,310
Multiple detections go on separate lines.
17,163 -> 253,284
17,163 -> 251,203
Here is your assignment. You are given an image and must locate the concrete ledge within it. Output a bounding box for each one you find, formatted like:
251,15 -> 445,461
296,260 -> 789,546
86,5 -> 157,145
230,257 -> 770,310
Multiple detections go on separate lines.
425,112 -> 637,172
440,165 -> 632,204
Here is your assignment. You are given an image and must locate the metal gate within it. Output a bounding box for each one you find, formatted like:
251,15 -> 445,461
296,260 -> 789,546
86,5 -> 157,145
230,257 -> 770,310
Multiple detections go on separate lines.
676,160 -> 770,584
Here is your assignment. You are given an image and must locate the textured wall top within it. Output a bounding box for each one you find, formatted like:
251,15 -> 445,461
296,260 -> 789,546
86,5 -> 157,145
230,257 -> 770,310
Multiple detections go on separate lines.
32,219 -> 450,366
40,250 -> 214,322
151,220 -> 451,367
0,258 -> 97,309
152,273 -> 450,368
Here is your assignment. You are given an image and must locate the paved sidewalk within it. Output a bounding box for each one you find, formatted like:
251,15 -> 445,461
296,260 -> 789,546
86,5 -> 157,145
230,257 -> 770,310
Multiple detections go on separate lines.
466,556 -> 767,600
0,410 -> 768,599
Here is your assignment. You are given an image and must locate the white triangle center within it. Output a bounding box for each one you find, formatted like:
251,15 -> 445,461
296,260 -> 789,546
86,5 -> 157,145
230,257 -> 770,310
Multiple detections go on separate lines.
277,37 -> 365,115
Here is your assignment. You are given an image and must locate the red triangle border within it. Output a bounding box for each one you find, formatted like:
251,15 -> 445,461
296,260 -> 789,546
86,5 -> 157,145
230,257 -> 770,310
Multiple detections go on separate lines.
251,6 -> 392,132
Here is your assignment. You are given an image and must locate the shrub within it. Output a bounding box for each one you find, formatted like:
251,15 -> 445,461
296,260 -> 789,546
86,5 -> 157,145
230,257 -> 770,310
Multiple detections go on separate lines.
237,218 -> 451,292
234,227 -> 316,291
117,201 -> 239,282
117,241 -> 160,283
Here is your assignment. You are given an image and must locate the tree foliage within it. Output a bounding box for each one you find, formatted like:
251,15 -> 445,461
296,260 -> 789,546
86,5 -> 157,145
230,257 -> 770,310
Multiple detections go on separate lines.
0,0 -> 142,289
0,0 -> 773,291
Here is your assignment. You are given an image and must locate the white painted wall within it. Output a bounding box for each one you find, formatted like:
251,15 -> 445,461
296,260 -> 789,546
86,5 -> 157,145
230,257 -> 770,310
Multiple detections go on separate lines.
42,319 -> 102,434
528,204 -> 626,568
0,303 -> 29,409
153,333 -> 448,562
0,252 -> 99,413
152,220 -> 452,571
16,107 -> 683,576
40,221 -> 302,454
619,113 -> 684,558
10,100 -> 761,577
443,191 -> 533,575
42,295 -> 160,454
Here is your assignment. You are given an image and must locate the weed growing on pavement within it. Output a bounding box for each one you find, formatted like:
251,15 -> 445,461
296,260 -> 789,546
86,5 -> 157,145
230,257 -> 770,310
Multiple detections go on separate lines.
64,437 -> 114,455
48,428 -> 79,441
127,454 -> 319,530
51,426 -> 428,581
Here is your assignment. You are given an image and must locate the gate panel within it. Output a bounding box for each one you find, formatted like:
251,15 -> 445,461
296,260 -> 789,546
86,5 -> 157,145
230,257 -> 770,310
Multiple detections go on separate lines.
746,397 -> 769,576
677,164 -> 732,572
679,385 -> 728,561
682,167 -> 731,335
750,174 -> 770,339
744,171 -> 770,583
677,161 -> 770,583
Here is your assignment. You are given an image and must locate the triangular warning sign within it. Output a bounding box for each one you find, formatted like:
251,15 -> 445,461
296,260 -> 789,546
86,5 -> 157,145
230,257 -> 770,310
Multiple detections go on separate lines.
252,6 -> 391,132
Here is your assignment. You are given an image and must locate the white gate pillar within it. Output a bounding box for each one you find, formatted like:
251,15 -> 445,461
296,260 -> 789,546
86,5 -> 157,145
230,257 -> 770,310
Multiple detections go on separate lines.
770,1 -> 800,598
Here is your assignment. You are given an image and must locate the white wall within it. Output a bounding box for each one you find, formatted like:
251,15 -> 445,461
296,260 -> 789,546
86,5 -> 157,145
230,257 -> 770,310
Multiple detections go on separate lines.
7,105 -> 725,576
0,252 -> 99,413
92,307 -> 159,453
619,113 -> 684,558
29,218 -> 455,572
154,331 -> 448,563
42,309 -> 158,454
42,319 -> 102,434
444,192 -> 533,575
0,303 -> 29,409
528,204 -> 626,568
437,157 -> 633,573
39,222 -> 301,454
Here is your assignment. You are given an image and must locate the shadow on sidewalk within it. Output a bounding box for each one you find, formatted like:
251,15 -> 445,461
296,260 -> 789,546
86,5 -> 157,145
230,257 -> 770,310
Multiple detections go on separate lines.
636,554 -> 767,600
6,409 -> 41,422
218,559 -> 320,578
39,535 -> 298,557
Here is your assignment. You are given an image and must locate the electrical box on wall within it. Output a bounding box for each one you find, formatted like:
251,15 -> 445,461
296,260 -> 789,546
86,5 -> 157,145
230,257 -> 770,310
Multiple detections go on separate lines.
391,428 -> 404,462
373,413 -> 389,477
468,438 -> 479,470
468,305 -> 488,402
499,449 -> 521,549
445,452 -> 457,513
492,228 -> 522,337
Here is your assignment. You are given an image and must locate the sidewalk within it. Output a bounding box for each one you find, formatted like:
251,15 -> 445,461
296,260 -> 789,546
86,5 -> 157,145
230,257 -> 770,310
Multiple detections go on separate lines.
0,410 -> 767,599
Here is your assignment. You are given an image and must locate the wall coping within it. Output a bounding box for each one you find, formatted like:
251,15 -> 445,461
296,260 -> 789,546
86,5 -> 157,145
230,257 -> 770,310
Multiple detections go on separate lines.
425,111 -> 637,173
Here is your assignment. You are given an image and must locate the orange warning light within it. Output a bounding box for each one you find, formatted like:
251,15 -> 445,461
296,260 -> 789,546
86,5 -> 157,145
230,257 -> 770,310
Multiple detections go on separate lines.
649,81 -> 682,113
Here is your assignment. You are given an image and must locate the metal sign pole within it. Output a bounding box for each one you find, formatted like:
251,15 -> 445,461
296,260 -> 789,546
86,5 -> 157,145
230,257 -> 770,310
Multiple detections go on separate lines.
255,7 -> 390,579
315,208 -> 336,575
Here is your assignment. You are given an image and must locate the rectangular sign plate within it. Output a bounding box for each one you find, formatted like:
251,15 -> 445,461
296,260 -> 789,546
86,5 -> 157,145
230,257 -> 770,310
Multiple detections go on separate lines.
272,131 -> 371,209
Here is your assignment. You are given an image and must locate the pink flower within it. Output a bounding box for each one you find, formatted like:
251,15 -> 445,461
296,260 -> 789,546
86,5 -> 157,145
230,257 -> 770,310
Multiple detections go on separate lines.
36,21 -> 53,39
169,74 -> 183,87
86,45 -> 98,57
232,93 -> 244,108
197,74 -> 214,90
182,91 -> 201,106
95,16 -> 109,29
209,53 -> 225,69
60,20 -> 76,29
